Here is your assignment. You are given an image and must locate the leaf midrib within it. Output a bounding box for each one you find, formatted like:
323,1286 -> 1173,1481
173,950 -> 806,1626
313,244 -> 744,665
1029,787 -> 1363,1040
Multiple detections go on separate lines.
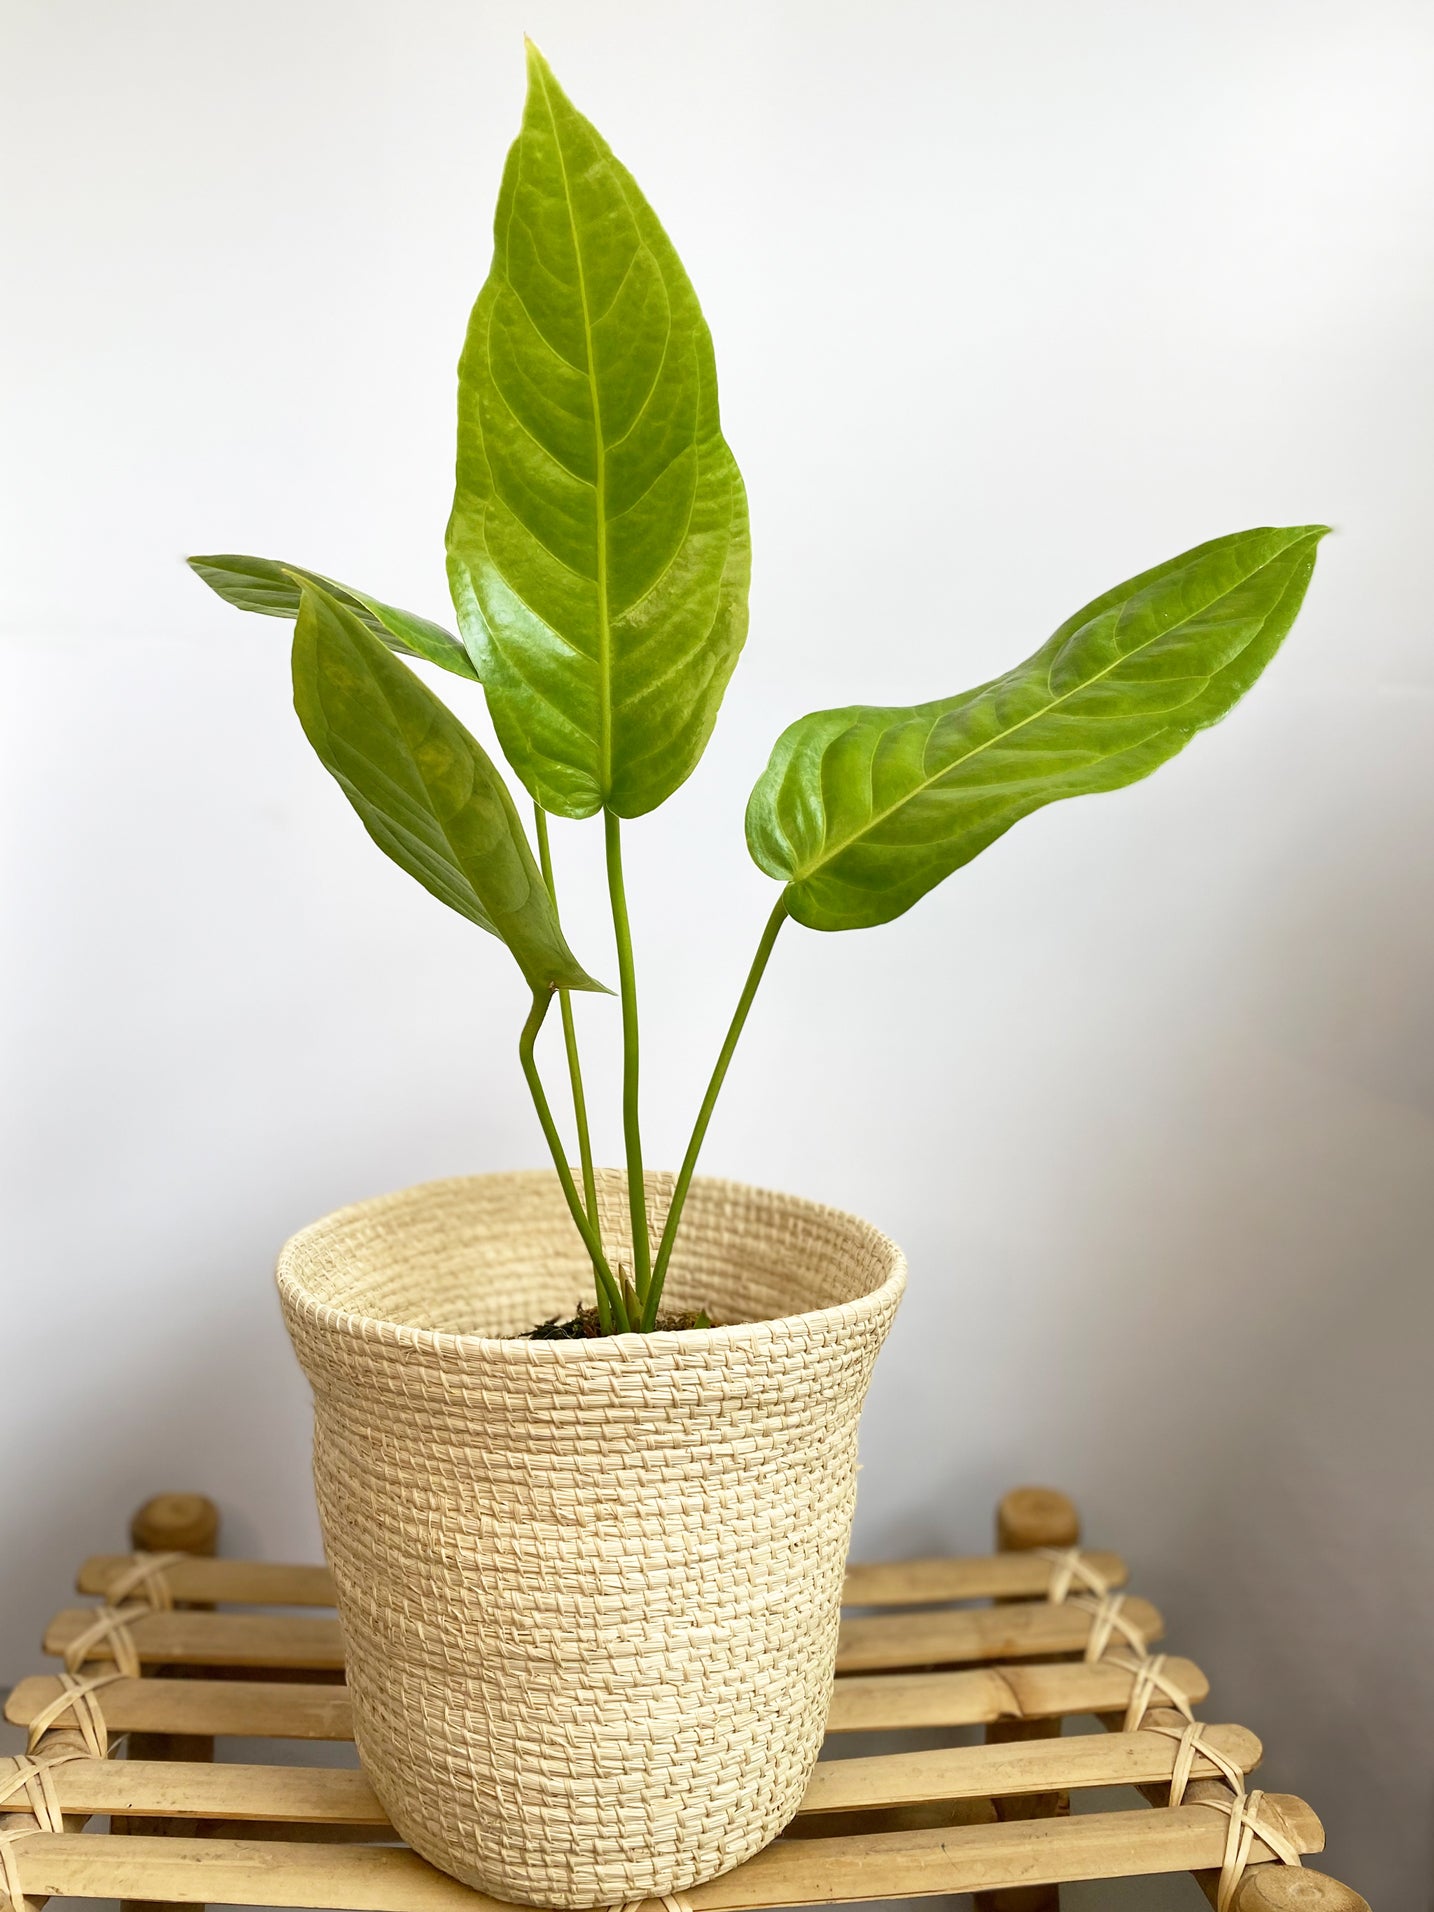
792,549 -> 1297,884
532,60 -> 612,794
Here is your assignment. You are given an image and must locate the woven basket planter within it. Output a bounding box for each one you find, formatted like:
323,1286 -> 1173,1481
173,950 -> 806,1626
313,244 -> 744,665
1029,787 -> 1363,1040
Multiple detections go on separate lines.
276,1168 -> 905,1908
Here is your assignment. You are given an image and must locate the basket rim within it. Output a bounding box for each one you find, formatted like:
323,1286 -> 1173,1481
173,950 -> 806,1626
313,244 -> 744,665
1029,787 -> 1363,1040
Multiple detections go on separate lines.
275,1168 -> 907,1364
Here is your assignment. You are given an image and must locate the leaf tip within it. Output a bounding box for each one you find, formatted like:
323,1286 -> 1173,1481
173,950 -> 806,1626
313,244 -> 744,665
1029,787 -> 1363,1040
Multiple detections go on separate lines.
1284,523 -> 1333,570
571,972 -> 615,997
1268,522 -> 1332,557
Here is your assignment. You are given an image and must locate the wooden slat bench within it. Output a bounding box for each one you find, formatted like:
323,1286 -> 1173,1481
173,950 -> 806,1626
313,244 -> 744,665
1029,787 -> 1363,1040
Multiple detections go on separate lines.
0,1487 -> 1367,1912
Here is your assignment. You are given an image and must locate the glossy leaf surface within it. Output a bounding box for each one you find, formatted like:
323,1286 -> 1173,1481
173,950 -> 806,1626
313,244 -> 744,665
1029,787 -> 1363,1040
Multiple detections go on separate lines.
189,553 -> 476,679
748,526 -> 1328,931
292,581 -> 604,993
446,44 -> 750,818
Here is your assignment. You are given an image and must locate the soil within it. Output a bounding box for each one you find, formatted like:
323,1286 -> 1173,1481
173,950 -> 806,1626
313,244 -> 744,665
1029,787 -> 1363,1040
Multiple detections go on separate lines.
521,1305 -> 714,1339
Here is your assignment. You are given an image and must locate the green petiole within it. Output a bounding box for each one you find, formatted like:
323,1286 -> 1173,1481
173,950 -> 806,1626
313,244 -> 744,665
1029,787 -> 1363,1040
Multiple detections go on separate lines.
533,804 -> 607,1329
644,897 -> 788,1327
518,991 -> 628,1331
604,810 -> 652,1307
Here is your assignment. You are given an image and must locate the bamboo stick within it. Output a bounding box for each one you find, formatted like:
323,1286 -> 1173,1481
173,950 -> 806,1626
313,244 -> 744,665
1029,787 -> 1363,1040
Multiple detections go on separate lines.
1099,1699 -> 1365,1910
827,1655 -> 1206,1732
0,1726 -> 94,1830
1230,1871 -> 1370,1910
43,1610 -> 348,1672
799,1725 -> 1262,1817
8,1655 -> 1209,1746
2,1796 -> 1324,1910
78,1559 -> 335,1608
40,1595 -> 1162,1677
696,1794 -> 1324,1909
124,1502 -> 220,1776
975,1485 -> 1083,1912
0,1496 -> 221,1912
0,1727 -> 1260,1832
120,1494 -> 221,1912
781,1796 -> 1000,1840
1123,1702 -> 1248,1906
835,1593 -> 1161,1672
0,1760 -> 386,1827
72,1549 -> 1130,1614
842,1549 -> 1124,1607
7,1676 -> 357,1742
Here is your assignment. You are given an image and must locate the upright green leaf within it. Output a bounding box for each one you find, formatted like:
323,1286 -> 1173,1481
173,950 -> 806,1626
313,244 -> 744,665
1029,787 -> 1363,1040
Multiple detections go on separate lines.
747,525 -> 1328,931
446,43 -> 750,819
292,580 -> 605,994
190,554 -> 477,679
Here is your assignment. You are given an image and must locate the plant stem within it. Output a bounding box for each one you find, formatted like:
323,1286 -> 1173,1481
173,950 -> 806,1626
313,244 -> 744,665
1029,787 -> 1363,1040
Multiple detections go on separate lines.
603,808 -> 651,1303
645,896 -> 788,1328
518,990 -> 628,1331
533,804 -> 606,1324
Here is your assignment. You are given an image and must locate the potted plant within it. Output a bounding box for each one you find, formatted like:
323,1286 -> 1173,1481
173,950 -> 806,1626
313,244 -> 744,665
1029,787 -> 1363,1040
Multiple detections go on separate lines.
191,43 -> 1326,1910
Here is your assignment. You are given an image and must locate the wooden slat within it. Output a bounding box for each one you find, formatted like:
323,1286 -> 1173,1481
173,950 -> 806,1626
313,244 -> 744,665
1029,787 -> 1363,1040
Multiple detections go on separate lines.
7,1676 -> 356,1742
0,1760 -> 385,1827
41,1594 -> 1162,1677
79,1558 -> 335,1608
708,1796 -> 1324,1910
6,1796 -> 1324,1909
44,1609 -> 346,1672
799,1725 -> 1259,1815
77,1549 -> 1128,1612
842,1549 -> 1126,1608
836,1593 -> 1162,1672
7,1655 -> 1208,1745
0,1727 -> 1260,1832
826,1656 -> 1206,1733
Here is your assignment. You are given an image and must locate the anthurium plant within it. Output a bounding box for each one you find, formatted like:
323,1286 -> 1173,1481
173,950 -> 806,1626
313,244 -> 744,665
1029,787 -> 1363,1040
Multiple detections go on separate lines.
192,45 -> 1326,1335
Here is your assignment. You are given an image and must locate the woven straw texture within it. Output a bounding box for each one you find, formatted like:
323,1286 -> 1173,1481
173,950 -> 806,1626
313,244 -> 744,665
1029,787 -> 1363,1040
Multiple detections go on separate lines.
277,1169 -> 905,1908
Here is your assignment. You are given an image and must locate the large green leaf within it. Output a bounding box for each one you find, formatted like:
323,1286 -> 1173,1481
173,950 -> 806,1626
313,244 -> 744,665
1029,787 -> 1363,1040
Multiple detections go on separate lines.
446,43 -> 750,819
190,553 -> 477,679
747,525 -> 1328,931
292,580 -> 604,994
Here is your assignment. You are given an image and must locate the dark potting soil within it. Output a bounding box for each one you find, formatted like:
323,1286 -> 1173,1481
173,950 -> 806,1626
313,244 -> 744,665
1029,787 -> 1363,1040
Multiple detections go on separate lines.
521,1305 -> 714,1339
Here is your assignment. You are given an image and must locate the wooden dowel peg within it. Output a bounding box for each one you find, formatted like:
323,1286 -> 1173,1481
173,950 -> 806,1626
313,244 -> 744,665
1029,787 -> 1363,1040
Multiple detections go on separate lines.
129,1495 -> 220,1560
997,1487 -> 1081,1555
120,1493 -> 220,1912
974,1487 -> 1082,1912
1230,1869 -> 1371,1911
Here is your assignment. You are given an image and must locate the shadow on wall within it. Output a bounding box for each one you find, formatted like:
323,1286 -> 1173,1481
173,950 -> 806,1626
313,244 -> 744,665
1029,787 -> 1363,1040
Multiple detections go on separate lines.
846,713 -> 1434,1909
0,1283 -> 307,1723
1049,783 -> 1434,1907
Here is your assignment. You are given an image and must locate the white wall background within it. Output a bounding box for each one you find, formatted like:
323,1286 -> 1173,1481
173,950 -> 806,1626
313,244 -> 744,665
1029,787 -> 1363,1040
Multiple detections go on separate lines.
3,1 -> 1431,1906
